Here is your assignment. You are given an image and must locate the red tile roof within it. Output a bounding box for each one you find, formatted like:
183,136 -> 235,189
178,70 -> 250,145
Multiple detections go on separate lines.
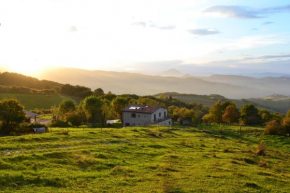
122,104 -> 164,114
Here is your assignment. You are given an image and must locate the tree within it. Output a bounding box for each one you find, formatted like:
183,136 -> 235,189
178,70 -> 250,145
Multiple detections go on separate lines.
202,114 -> 215,124
258,109 -> 272,125
240,104 -> 261,125
60,84 -> 93,98
66,111 -> 86,127
286,110 -> 290,118
203,101 -> 230,124
0,98 -> 26,134
137,97 -> 159,106
271,112 -> 284,122
94,88 -> 105,97
58,99 -> 77,121
100,99 -> 114,128
111,96 -> 128,121
282,117 -> 290,136
82,96 -> 102,126
222,104 -> 240,124
265,120 -> 284,135
103,93 -> 117,101
158,93 -> 166,100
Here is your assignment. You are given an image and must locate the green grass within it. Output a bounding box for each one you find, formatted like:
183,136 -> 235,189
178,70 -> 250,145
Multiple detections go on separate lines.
0,93 -> 78,110
0,125 -> 290,192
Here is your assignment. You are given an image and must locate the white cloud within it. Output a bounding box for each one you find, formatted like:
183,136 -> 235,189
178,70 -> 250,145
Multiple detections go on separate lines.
188,28 -> 220,36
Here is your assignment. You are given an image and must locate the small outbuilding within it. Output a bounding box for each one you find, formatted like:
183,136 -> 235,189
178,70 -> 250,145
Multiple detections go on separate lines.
25,110 -> 39,123
178,117 -> 192,126
33,127 -> 46,134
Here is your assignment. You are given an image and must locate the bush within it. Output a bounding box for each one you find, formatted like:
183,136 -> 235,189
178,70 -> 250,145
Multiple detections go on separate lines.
15,123 -> 48,134
282,117 -> 290,136
256,141 -> 266,156
49,120 -> 69,127
264,120 -> 285,135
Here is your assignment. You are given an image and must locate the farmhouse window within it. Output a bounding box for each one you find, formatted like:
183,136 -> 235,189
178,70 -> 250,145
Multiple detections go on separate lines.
131,113 -> 136,118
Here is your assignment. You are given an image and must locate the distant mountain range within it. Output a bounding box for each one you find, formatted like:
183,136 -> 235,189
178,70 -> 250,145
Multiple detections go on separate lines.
159,69 -> 290,78
160,69 -> 184,77
32,67 -> 290,99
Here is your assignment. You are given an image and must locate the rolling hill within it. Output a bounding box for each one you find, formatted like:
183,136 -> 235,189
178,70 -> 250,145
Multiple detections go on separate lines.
35,67 -> 288,99
157,92 -> 290,114
1,70 -> 289,113
0,72 -> 62,89
0,93 -> 75,110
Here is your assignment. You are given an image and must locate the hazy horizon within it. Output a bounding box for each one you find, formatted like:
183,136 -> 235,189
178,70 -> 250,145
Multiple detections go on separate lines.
0,0 -> 290,76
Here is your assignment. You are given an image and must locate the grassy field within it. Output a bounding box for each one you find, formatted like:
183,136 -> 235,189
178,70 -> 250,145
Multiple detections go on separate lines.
0,125 -> 290,192
0,93 -> 77,110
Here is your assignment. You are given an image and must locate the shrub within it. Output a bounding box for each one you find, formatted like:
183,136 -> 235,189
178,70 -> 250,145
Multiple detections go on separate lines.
256,141 -> 266,156
264,120 -> 285,135
15,123 -> 48,134
49,120 -> 69,127
282,117 -> 290,136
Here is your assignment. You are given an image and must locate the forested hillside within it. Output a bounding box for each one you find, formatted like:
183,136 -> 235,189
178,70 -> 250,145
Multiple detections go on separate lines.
157,92 -> 290,114
0,72 -> 62,89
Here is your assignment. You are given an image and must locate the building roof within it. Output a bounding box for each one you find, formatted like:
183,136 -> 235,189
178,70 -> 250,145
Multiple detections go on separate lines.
122,104 -> 165,114
24,110 -> 39,117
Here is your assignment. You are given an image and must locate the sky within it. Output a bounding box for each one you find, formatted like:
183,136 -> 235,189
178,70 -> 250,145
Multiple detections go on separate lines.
0,0 -> 290,76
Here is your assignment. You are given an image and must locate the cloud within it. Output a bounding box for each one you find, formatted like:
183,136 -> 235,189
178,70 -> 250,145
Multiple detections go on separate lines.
262,5 -> 290,13
69,26 -> 78,32
203,5 -> 290,19
132,22 -> 146,27
251,28 -> 258,31
132,21 -> 175,30
155,25 -> 176,30
243,53 -> 290,60
262,22 -> 274,25
203,6 -> 262,19
188,28 -> 220,36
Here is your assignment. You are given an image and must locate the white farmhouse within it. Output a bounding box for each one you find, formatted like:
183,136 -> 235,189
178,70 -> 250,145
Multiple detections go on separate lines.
122,104 -> 172,127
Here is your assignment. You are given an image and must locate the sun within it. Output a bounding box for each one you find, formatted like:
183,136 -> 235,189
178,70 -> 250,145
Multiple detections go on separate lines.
4,63 -> 49,76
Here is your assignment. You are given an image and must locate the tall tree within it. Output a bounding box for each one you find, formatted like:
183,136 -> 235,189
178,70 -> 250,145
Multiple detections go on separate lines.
94,88 -> 105,97
66,111 -> 86,127
100,99 -> 114,128
58,99 -> 77,121
258,109 -> 272,125
282,117 -> 290,136
240,104 -> 261,125
286,110 -> 290,118
111,96 -> 128,121
0,98 -> 26,134
207,101 -> 230,124
82,96 -> 102,126
222,103 -> 240,124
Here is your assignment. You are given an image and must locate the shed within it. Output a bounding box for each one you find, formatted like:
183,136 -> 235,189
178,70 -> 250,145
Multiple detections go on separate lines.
178,117 -> 192,126
25,110 -> 39,123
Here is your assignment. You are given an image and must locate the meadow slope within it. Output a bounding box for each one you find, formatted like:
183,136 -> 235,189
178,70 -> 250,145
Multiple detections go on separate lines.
0,126 -> 290,192
0,94 -> 77,110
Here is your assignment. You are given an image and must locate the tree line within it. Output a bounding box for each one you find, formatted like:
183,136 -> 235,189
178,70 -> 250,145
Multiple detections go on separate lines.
51,91 -> 209,127
1,90 -> 289,136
